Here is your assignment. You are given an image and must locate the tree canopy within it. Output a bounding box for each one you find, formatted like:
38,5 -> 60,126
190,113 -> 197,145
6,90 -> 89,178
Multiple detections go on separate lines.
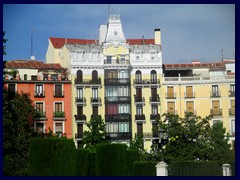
3,90 -> 35,175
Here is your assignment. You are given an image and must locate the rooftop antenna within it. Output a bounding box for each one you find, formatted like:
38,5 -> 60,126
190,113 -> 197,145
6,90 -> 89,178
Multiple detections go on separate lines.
221,48 -> 224,61
31,28 -> 35,60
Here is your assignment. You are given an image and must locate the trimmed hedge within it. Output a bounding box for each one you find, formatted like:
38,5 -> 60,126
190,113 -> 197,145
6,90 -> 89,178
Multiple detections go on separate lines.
169,161 -> 222,176
28,138 -> 76,176
96,143 -> 128,176
88,152 -> 96,176
132,161 -> 157,176
76,149 -> 90,176
125,150 -> 140,176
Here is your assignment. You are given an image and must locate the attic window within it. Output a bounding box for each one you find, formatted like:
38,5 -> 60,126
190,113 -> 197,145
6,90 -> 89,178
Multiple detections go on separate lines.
135,52 -> 140,61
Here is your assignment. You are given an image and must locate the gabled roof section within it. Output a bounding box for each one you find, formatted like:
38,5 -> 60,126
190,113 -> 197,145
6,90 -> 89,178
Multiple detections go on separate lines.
5,60 -> 65,70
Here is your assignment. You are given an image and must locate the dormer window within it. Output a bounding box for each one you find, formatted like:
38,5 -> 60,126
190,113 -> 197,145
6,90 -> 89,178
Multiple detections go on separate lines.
135,52 -> 141,61
92,52 -> 98,61
74,52 -> 83,62
150,52 -> 157,61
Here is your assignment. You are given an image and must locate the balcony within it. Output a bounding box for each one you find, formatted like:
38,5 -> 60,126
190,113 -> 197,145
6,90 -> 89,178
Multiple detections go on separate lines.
75,133 -> 83,139
133,79 -> 160,87
105,113 -> 131,122
34,111 -> 46,118
75,78 -> 101,88
210,91 -> 221,98
210,109 -> 222,116
134,96 -> 145,105
104,59 -> 130,65
106,132 -> 131,140
150,114 -> 160,121
54,91 -> 64,97
75,97 -> 86,106
135,132 -> 159,139
149,95 -> 160,105
229,109 -> 235,116
34,91 -> 45,98
166,92 -> 176,99
90,97 -> 102,106
229,91 -> 235,97
184,92 -> 195,98
105,96 -> 131,103
53,111 -> 65,118
74,114 -> 86,122
104,78 -> 130,85
135,114 -> 146,122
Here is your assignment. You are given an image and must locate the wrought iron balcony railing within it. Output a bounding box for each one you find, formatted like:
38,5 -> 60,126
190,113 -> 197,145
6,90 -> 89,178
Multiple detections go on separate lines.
135,114 -> 146,121
75,78 -> 101,85
104,78 -> 130,85
210,91 -> 221,98
74,114 -> 86,121
34,91 -> 45,97
210,109 -> 222,116
54,91 -> 64,97
34,111 -> 46,118
106,132 -> 131,140
105,96 -> 131,103
133,79 -> 160,85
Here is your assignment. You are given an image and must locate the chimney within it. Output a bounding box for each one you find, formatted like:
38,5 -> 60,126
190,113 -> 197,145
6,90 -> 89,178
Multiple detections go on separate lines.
142,36 -> 145,45
154,29 -> 161,45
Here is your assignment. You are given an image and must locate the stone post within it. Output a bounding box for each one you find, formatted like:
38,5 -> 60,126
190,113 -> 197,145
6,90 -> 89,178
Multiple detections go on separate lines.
222,164 -> 232,176
156,161 -> 168,176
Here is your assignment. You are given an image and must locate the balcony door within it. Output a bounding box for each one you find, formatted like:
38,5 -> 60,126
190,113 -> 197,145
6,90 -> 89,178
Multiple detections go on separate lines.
167,102 -> 175,114
230,100 -> 235,115
212,101 -> 220,115
186,86 -> 193,98
151,88 -> 157,101
186,101 -> 194,113
77,70 -> 83,83
167,86 -> 174,98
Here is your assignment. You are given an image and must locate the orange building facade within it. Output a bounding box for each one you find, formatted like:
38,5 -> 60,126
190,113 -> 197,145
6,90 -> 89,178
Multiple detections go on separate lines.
4,60 -> 72,138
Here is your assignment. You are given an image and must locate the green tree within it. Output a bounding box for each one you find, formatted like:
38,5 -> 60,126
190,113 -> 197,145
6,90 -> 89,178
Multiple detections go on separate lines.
3,90 -> 35,176
209,121 -> 235,165
82,115 -> 108,151
155,113 -> 234,165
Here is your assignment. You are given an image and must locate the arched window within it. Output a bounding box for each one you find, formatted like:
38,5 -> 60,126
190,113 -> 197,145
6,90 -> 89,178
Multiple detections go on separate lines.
136,70 -> 142,83
150,70 -> 157,83
92,70 -> 98,82
76,70 -> 83,83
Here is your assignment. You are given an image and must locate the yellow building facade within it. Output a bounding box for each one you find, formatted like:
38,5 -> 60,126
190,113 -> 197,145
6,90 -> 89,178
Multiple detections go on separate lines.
46,14 -> 235,150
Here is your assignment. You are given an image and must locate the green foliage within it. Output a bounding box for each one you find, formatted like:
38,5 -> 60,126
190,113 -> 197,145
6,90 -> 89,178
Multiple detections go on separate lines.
129,136 -> 144,152
132,161 -> 157,176
156,113 -> 234,165
88,152 -> 96,176
3,90 -> 35,176
76,149 -> 90,176
28,138 -> 77,176
169,161 -> 222,176
83,115 -> 108,151
125,150 -> 140,176
96,143 -> 128,176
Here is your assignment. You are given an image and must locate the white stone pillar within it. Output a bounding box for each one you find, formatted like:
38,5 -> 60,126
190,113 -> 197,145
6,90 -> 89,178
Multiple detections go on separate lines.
156,161 -> 168,176
222,164 -> 232,176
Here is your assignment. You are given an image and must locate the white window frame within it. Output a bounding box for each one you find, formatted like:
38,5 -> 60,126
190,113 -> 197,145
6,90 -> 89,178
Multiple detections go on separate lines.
54,101 -> 64,112
53,121 -> 65,133
34,121 -> 46,133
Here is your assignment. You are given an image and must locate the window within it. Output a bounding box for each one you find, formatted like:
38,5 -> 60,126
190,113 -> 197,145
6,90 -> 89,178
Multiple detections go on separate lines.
120,56 -> 126,64
75,52 -> 83,62
76,70 -> 83,83
31,75 -> 37,81
92,106 -> 98,115
36,102 -> 44,112
150,52 -> 157,61
118,104 -> 130,114
150,70 -> 157,83
43,74 -> 48,81
8,84 -> 16,96
77,88 -> 83,99
167,86 -> 174,98
136,106 -> 143,115
186,101 -> 194,113
105,104 -> 118,115
92,52 -> 98,61
35,84 -> 43,96
92,70 -> 98,82
107,56 -> 112,64
24,74 -> 27,80
51,74 -> 58,81
152,105 -> 158,115
212,85 -> 219,97
55,84 -> 63,97
106,122 -> 129,133
135,52 -> 140,61
36,123 -> 44,133
230,84 -> 235,92
92,88 -> 98,99
167,102 -> 175,114
186,86 -> 193,98
55,102 -> 63,113
135,70 -> 142,83
55,122 -> 63,133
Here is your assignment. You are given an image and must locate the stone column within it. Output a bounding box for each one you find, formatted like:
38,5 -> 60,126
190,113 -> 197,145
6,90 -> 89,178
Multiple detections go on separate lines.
156,161 -> 168,176
222,164 -> 232,176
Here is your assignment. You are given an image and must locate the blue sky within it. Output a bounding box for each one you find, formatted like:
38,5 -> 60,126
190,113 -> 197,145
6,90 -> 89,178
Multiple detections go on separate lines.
3,4 -> 235,63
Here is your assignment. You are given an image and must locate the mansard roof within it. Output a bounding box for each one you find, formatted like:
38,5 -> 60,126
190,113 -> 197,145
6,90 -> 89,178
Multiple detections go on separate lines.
65,44 -> 103,52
